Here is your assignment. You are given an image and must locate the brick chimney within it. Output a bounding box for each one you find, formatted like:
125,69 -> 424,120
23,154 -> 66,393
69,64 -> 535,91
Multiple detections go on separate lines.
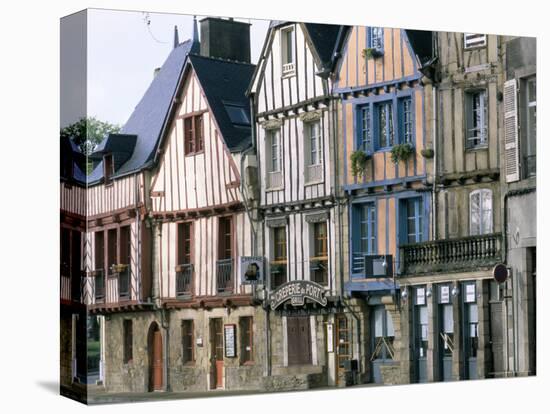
199,17 -> 251,63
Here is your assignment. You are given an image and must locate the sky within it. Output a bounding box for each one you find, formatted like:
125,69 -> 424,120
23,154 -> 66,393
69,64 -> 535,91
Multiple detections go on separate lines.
81,8 -> 270,128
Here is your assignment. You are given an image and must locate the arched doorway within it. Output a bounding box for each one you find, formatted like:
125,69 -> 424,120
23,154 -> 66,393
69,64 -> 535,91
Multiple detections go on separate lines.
147,322 -> 163,391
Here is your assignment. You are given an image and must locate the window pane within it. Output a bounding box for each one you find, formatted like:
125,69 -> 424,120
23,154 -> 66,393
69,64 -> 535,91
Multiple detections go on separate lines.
470,192 -> 480,235
374,308 -> 383,337
386,311 -> 395,337
378,104 -> 387,147
443,305 -> 453,333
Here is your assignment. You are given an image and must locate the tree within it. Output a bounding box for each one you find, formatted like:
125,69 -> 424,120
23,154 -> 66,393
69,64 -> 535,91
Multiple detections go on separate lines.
60,116 -> 121,155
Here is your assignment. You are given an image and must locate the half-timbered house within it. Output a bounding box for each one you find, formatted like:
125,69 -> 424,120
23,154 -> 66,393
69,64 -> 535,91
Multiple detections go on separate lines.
147,19 -> 265,392
248,21 -> 351,388
60,136 -> 87,392
335,25 -> 432,385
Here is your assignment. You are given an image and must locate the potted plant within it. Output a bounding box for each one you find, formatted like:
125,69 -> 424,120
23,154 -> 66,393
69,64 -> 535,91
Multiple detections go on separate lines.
361,48 -> 383,60
421,148 -> 434,159
350,150 -> 371,178
390,143 -> 415,164
111,263 -> 128,273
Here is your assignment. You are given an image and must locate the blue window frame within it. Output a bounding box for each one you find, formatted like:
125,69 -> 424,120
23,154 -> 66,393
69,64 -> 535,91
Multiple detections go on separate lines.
351,203 -> 376,274
400,197 -> 423,245
399,97 -> 413,144
356,93 -> 414,153
368,27 -> 384,54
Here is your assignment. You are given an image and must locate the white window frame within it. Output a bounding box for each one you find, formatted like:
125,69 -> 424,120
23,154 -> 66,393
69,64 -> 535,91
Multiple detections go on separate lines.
281,26 -> 295,76
469,189 -> 493,235
307,121 -> 322,166
465,90 -> 488,149
268,129 -> 281,173
464,33 -> 487,49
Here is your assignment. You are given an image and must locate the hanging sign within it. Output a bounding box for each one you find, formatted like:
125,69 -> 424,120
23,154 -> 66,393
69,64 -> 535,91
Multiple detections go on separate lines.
224,324 -> 236,358
270,280 -> 328,310
240,256 -> 264,284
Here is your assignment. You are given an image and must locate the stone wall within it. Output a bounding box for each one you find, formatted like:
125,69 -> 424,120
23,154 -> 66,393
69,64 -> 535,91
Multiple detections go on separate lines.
60,311 -> 73,388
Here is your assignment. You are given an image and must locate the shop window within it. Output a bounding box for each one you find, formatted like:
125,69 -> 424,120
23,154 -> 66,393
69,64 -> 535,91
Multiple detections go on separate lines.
181,320 -> 194,364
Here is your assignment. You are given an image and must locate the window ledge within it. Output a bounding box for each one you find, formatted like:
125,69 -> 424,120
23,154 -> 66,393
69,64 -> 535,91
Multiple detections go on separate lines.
240,361 -> 255,367
266,186 -> 284,192
465,145 -> 488,152
185,150 -> 205,157
282,71 -> 296,79
305,179 -> 324,186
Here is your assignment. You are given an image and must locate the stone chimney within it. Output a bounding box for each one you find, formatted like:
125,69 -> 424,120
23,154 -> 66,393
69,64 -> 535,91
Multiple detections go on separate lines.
199,17 -> 251,63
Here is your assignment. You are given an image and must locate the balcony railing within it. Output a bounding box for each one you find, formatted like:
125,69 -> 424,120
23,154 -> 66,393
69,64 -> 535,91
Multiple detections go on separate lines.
401,233 -> 502,275
267,171 -> 283,189
216,258 -> 233,294
118,266 -> 130,299
282,62 -> 295,75
93,269 -> 105,302
306,164 -> 323,184
176,263 -> 193,297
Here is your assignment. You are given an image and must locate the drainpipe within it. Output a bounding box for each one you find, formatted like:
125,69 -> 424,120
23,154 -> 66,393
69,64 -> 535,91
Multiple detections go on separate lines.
432,84 -> 438,240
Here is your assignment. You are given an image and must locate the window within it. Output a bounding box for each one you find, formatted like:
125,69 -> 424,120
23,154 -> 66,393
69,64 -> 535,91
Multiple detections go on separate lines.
372,306 -> 395,360
464,33 -> 486,49
181,320 -> 194,364
177,222 -> 192,265
311,222 -> 328,285
307,121 -> 322,166
465,90 -> 488,148
368,27 -> 384,53
400,198 -> 423,244
103,154 -> 114,185
184,114 -> 204,155
218,217 -> 233,260
224,103 -> 250,126
123,319 -> 133,363
217,216 -> 233,294
414,288 -> 428,362
359,105 -> 372,152
271,227 -> 287,289
281,26 -> 295,75
352,203 -> 376,275
239,316 -> 253,364
107,228 -> 117,274
522,76 -> 536,177
469,189 -> 492,235
399,97 -> 413,144
94,231 -> 104,273
375,101 -> 394,148
269,130 -> 281,173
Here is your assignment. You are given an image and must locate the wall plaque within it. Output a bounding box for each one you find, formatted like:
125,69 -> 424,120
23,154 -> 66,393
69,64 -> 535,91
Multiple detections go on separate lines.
224,324 -> 236,358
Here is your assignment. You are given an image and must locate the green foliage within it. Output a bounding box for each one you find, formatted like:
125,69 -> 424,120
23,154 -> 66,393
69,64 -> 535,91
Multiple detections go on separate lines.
361,48 -> 382,60
351,150 -> 370,178
421,148 -> 434,159
390,143 -> 415,164
60,116 -> 121,155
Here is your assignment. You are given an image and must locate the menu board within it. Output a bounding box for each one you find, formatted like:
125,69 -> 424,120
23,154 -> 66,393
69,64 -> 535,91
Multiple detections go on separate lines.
224,324 -> 236,358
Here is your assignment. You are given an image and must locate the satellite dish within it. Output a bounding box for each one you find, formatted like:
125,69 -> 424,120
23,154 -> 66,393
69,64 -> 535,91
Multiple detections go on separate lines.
493,263 -> 508,284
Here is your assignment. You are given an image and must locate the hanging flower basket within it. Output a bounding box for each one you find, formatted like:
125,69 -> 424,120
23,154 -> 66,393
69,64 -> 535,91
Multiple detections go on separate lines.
351,150 -> 371,178
390,143 -> 415,164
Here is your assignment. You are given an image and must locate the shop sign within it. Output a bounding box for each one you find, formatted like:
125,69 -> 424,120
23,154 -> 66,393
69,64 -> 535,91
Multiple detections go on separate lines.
240,256 -> 264,284
270,280 -> 328,310
224,324 -> 236,358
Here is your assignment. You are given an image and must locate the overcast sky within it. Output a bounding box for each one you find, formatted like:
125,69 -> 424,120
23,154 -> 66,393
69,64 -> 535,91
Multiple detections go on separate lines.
85,8 -> 270,127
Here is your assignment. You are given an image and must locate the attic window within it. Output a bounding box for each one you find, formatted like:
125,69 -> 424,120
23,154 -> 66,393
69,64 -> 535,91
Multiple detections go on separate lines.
104,154 -> 114,185
224,103 -> 250,126
184,114 -> 204,155
464,33 -> 487,49
281,26 -> 295,76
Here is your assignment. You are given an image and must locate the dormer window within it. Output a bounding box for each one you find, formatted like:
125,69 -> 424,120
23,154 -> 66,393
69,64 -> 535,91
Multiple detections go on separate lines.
367,27 -> 384,55
281,26 -> 295,76
103,153 -> 114,185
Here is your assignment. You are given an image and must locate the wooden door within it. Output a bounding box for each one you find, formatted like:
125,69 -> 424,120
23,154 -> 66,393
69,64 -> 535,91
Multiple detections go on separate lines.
210,318 -> 224,389
152,329 -> 163,390
287,316 -> 312,366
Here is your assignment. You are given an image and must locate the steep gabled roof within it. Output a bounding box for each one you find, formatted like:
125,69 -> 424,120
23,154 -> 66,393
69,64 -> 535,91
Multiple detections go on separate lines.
189,54 -> 255,152
303,23 -> 342,69
60,136 -> 86,185
88,39 -> 193,184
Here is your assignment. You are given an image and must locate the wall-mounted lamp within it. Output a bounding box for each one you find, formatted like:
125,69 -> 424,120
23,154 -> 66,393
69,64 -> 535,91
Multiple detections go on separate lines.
401,289 -> 408,301
451,286 -> 459,297
426,287 -> 432,298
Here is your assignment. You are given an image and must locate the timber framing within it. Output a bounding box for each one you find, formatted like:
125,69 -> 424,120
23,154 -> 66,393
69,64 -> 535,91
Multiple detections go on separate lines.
150,200 -> 245,220
162,294 -> 259,310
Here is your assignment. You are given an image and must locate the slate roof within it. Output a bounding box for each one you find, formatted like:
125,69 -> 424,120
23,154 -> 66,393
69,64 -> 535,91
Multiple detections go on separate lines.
60,136 -> 86,185
188,54 -> 255,152
405,30 -> 434,66
88,39 -> 193,184
303,23 -> 342,69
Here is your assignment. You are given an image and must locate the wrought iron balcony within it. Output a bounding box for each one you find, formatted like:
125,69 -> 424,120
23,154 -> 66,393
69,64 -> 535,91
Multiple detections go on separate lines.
176,263 -> 193,298
216,258 -> 233,294
400,233 -> 502,275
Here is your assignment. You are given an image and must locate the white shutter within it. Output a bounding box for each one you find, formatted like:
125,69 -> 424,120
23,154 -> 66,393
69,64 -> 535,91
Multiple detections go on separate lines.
464,33 -> 487,49
504,79 -> 520,183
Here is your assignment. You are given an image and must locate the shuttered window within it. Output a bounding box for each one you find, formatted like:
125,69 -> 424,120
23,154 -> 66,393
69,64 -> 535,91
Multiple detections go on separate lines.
470,189 -> 493,235
503,79 -> 520,182
184,114 -> 204,155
